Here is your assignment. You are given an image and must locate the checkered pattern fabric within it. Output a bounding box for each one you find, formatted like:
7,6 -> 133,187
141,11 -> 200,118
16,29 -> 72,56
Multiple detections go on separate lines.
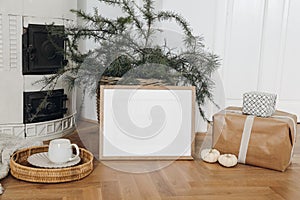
242,91 -> 277,117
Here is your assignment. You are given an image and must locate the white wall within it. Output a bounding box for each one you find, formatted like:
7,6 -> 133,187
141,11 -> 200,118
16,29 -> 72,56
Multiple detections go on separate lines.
159,0 -> 223,131
160,0 -> 217,49
161,0 -> 300,120
76,0 -> 124,121
0,0 -> 76,19
214,0 -> 300,119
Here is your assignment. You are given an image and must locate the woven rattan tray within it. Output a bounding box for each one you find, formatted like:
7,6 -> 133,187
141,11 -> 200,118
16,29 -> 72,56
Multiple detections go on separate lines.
10,146 -> 93,183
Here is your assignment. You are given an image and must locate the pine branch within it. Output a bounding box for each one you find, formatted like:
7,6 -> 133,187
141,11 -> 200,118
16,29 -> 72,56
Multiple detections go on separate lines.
41,0 -> 220,121
71,9 -> 120,35
157,11 -> 193,38
120,0 -> 147,41
97,0 -> 122,6
141,0 -> 155,46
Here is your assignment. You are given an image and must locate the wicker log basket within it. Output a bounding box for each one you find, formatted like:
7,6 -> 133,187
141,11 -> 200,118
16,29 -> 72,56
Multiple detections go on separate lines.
10,146 -> 93,183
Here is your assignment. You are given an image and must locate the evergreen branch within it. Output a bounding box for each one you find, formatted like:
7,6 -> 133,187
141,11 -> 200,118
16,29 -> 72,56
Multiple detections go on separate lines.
97,0 -> 122,6
157,11 -> 193,37
141,0 -> 155,46
120,0 -> 147,40
40,0 -> 220,121
71,9 -> 119,34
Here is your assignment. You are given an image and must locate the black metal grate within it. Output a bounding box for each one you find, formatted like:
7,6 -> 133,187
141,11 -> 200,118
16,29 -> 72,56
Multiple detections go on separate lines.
22,24 -> 65,75
23,89 -> 68,123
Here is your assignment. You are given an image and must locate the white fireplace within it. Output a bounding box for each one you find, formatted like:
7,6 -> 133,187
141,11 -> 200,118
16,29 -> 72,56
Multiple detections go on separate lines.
0,0 -> 78,140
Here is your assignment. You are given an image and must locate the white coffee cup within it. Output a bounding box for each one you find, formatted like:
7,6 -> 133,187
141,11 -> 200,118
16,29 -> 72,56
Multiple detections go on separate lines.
48,139 -> 80,164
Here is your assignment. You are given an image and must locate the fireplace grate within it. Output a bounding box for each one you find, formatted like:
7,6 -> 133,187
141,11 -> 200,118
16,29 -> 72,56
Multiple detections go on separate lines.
23,89 -> 68,123
22,24 -> 65,75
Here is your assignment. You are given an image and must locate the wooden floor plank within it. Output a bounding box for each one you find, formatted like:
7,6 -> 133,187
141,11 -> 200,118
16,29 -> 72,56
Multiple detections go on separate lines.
161,193 -> 285,200
149,170 -> 176,198
160,163 -> 191,192
100,181 -> 122,200
1,122 -> 300,200
117,173 -> 143,200
133,173 -> 162,200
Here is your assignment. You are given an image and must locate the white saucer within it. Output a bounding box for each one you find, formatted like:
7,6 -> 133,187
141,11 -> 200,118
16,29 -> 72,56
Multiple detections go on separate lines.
27,152 -> 81,168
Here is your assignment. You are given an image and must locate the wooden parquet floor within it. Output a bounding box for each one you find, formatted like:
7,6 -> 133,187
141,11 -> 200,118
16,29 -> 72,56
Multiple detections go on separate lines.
1,121 -> 300,200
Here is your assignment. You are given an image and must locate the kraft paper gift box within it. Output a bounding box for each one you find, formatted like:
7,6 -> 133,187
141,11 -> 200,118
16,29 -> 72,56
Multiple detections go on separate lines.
212,107 -> 297,171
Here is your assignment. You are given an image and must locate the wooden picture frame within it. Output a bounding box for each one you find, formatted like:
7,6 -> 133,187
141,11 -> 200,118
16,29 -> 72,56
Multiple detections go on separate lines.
99,85 -> 195,160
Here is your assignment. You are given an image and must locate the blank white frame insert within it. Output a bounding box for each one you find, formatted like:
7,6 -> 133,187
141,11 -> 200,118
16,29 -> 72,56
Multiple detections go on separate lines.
99,85 -> 195,160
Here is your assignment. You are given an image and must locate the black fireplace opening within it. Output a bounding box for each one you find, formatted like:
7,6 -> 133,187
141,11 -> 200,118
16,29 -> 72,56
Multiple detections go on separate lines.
22,24 -> 65,75
24,89 -> 68,123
